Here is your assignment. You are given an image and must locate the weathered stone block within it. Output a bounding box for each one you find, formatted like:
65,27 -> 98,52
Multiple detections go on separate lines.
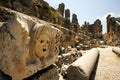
0,6 -> 62,80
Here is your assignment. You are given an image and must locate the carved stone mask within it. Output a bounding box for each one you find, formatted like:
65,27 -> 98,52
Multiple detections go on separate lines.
35,33 -> 50,58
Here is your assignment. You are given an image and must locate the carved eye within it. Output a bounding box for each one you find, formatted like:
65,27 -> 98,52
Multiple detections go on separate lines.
46,40 -> 49,43
40,40 -> 44,43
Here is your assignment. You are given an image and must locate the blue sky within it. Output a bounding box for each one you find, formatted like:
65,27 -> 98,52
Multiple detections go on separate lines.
45,0 -> 120,33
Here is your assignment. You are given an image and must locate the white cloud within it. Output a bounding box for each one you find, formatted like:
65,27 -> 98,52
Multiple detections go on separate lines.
96,12 -> 120,33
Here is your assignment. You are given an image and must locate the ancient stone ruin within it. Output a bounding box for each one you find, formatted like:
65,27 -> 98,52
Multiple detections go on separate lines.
70,14 -> 80,33
0,0 -> 64,25
58,3 -> 65,17
105,14 -> 120,46
64,9 -> 70,29
0,0 -> 120,80
81,19 -> 102,39
0,6 -> 62,80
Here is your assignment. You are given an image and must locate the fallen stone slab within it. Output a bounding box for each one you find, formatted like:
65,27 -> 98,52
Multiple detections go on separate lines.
66,48 -> 99,80
112,47 -> 120,56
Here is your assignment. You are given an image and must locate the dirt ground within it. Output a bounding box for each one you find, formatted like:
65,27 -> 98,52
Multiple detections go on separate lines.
92,46 -> 120,80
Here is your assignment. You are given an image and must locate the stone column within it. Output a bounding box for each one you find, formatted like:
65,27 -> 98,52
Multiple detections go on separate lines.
93,19 -> 102,39
71,13 -> 80,32
107,14 -> 111,33
66,48 -> 99,80
112,47 -> 120,56
64,9 -> 70,29
58,3 -> 65,17
65,9 -> 70,19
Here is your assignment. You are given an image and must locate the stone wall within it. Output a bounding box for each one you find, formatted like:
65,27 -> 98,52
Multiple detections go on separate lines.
81,19 -> 102,39
105,14 -> 120,45
0,0 -> 63,25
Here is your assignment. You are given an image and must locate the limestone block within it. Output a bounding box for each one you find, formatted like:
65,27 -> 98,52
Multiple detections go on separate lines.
112,47 -> 120,56
66,48 -> 99,80
0,6 -> 62,80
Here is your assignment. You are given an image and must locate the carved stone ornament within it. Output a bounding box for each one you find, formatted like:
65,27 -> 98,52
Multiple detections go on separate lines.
0,7 -> 62,80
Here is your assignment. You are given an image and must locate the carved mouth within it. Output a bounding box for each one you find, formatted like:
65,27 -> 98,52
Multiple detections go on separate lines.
43,49 -> 46,52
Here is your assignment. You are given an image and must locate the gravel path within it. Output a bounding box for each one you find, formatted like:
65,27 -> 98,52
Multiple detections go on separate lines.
94,47 -> 120,80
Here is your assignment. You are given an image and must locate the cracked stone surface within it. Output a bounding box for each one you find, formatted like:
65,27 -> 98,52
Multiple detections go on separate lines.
0,6 -> 62,80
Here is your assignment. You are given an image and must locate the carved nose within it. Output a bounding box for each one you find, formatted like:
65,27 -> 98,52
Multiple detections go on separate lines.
43,44 -> 48,47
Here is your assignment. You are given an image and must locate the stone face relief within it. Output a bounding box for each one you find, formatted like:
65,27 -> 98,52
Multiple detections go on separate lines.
28,24 -> 62,65
0,12 -> 62,80
29,25 -> 50,65
35,32 -> 50,62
